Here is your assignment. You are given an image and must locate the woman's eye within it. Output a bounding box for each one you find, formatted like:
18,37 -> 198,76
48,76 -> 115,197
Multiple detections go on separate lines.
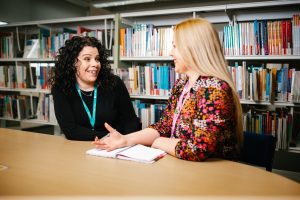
84,57 -> 91,61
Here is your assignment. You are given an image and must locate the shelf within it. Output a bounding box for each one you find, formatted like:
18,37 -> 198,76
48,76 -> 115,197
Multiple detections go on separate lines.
120,0 -> 300,25
0,58 -> 55,62
0,57 -> 114,62
0,117 -> 58,126
129,98 -> 296,105
226,0 -> 300,10
0,118 -> 58,126
120,56 -> 172,61
130,95 -> 169,100
120,55 -> 300,61
22,119 -> 58,126
3,55 -> 298,62
0,14 -> 115,27
226,55 -> 300,60
288,147 -> 300,153
0,117 -> 21,122
120,0 -> 300,18
240,100 -> 295,106
120,5 -> 226,18
0,88 -> 50,93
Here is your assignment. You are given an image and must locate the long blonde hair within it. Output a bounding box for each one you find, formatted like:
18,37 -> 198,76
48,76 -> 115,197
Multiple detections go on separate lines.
173,18 -> 243,147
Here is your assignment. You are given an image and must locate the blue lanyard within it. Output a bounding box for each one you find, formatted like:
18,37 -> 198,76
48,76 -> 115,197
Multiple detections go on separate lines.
75,84 -> 97,130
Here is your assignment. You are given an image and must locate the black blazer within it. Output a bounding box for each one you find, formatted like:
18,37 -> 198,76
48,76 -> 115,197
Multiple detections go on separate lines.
52,75 -> 140,140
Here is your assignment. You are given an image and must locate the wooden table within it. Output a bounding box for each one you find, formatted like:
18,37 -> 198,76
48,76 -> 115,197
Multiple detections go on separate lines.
0,128 -> 300,199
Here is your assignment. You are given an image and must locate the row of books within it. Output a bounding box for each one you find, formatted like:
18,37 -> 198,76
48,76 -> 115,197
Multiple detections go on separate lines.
29,63 -> 54,89
293,14 -> 300,55
36,93 -> 56,123
131,100 -> 166,129
0,65 -> 28,89
0,63 -> 54,90
30,26 -> 113,59
119,15 -> 300,58
131,98 -> 295,150
126,63 -> 184,96
222,14 -> 300,56
243,107 -> 294,150
228,62 -> 300,102
0,24 -> 114,59
222,19 -> 295,56
120,25 -> 173,57
0,32 -> 14,58
0,95 -> 35,120
44,26 -> 114,58
0,93 -> 56,123
114,62 -> 300,102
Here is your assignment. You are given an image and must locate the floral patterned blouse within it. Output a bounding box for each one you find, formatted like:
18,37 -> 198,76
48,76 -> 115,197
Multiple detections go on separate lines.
149,76 -> 238,161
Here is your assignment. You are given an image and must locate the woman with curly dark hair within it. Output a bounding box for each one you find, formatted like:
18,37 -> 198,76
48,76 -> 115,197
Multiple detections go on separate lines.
50,36 -> 140,141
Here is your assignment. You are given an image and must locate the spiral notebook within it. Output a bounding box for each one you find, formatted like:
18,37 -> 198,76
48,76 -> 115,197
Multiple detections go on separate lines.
86,144 -> 166,164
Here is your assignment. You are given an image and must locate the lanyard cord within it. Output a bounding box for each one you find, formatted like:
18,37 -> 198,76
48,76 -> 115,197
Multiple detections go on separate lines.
76,84 -> 98,130
171,81 -> 190,138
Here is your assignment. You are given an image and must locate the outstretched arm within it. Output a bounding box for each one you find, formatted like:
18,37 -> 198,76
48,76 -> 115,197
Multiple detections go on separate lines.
93,123 -> 160,151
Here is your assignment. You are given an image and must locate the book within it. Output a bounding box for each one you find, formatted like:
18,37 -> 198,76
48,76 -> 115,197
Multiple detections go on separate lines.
86,144 -> 166,164
23,39 -> 39,58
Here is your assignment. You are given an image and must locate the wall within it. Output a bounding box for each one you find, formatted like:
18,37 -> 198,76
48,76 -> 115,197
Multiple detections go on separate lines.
0,0 -> 87,23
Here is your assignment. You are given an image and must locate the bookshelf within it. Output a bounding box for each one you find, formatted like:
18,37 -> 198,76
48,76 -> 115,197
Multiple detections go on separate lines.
117,0 -> 300,153
0,14 -> 116,132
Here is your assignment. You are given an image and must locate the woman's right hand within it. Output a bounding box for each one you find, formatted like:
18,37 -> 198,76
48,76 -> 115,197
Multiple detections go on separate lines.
93,122 -> 128,151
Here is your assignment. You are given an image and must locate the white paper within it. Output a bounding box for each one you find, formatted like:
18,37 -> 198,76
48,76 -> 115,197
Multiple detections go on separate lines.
86,144 -> 166,164
86,146 -> 129,158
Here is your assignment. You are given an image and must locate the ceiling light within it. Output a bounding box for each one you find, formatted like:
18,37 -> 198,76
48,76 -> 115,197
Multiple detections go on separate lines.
0,21 -> 8,25
93,0 -> 156,8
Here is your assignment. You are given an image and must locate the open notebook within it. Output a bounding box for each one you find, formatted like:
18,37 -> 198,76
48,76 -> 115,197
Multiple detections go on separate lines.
86,144 -> 166,164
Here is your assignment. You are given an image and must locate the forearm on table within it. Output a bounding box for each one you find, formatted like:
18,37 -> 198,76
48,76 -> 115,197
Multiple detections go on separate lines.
151,137 -> 180,156
124,128 -> 181,156
124,128 -> 160,146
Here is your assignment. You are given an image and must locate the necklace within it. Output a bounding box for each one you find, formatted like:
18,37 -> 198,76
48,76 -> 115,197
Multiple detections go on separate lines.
80,89 -> 94,97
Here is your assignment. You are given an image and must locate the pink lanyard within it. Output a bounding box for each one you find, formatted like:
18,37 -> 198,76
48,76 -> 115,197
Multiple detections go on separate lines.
171,81 -> 190,138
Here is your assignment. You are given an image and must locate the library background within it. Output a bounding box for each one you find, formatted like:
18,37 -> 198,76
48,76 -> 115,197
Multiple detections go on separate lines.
0,0 -> 299,177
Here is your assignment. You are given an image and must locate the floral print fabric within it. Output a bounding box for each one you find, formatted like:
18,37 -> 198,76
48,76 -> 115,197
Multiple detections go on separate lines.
149,76 -> 238,161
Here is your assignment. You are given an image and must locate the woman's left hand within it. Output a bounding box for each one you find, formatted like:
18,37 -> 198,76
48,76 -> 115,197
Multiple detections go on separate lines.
92,122 -> 128,151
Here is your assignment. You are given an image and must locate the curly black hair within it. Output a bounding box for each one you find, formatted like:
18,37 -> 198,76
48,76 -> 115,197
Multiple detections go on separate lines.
49,36 -> 115,96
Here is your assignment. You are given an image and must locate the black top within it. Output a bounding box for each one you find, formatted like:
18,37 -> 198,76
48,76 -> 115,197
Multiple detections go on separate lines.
52,75 -> 140,141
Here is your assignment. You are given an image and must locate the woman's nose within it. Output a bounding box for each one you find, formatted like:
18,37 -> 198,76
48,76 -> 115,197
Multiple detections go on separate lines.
91,59 -> 100,67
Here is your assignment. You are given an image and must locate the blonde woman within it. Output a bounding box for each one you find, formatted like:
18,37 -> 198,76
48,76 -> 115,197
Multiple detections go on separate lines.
94,18 -> 243,161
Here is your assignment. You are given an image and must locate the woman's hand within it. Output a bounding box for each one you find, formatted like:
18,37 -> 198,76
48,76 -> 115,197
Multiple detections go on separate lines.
93,122 -> 128,151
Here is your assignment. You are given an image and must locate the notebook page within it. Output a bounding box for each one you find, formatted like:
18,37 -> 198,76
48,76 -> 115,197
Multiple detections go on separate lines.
86,146 -> 130,158
116,144 -> 166,163
116,155 -> 155,164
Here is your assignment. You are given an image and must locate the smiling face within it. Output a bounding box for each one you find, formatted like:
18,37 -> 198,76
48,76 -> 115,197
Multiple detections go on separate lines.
169,40 -> 188,74
75,46 -> 101,90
